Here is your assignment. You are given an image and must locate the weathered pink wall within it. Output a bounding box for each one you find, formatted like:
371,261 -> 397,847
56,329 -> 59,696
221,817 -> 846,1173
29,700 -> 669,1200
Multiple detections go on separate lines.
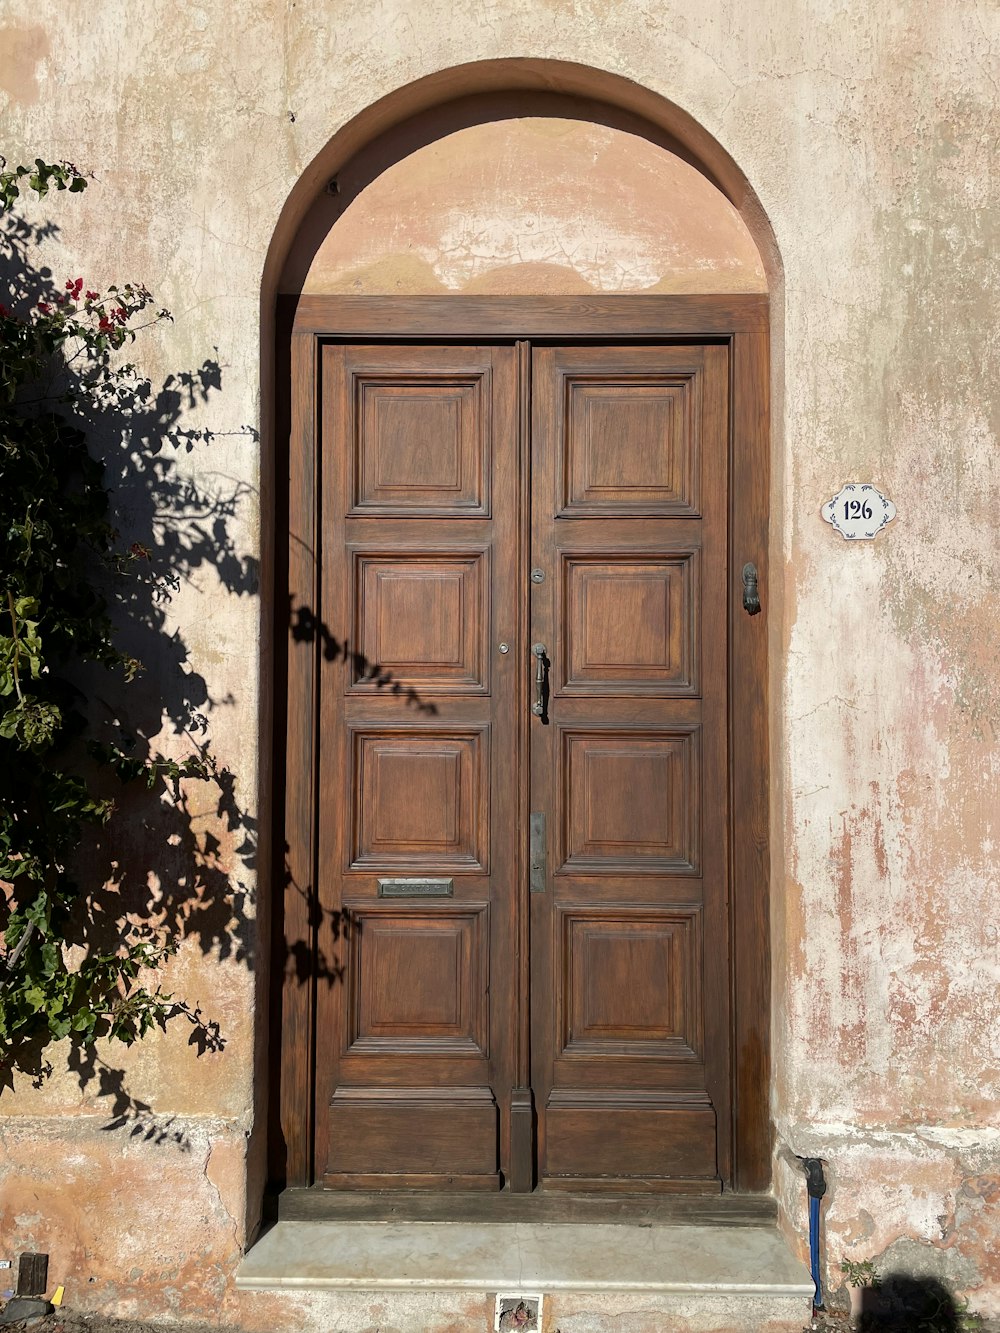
0,0 -> 998,1325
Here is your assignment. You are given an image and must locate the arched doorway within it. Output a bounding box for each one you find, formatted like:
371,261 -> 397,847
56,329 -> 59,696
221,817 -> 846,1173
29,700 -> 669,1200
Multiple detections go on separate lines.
266,65 -> 773,1202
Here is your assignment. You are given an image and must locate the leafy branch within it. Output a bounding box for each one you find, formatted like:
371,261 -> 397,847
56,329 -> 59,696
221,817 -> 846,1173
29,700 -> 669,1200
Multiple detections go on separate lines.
0,156 -> 88,213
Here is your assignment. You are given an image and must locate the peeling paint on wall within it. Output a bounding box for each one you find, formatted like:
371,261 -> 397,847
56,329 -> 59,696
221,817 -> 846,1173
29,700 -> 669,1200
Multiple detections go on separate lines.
0,25 -> 48,105
1,0 -> 998,1322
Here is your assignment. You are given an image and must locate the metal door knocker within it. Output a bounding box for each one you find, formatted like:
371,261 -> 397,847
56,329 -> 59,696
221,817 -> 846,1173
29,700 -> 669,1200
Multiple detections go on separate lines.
742,563 -> 761,615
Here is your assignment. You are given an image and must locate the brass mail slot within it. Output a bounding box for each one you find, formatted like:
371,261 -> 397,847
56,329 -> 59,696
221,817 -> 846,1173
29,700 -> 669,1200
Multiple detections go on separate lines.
377,878 -> 454,898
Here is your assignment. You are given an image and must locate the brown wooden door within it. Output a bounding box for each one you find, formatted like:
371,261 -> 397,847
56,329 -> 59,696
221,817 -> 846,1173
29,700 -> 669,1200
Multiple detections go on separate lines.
314,344 -> 519,1189
310,336 -> 731,1192
529,345 -> 730,1191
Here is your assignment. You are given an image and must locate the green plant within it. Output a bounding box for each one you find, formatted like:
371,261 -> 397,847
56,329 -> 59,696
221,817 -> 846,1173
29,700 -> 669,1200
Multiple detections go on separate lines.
0,156 -> 219,1074
840,1256 -> 880,1288
955,1296 -> 985,1331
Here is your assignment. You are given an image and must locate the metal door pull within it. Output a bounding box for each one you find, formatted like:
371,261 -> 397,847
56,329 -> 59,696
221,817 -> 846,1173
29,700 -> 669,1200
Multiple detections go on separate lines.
531,643 -> 548,717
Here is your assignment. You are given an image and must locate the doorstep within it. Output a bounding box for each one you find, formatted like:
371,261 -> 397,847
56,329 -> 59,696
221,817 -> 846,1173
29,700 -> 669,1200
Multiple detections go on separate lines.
236,1217 -> 812,1293
236,1216 -> 814,1331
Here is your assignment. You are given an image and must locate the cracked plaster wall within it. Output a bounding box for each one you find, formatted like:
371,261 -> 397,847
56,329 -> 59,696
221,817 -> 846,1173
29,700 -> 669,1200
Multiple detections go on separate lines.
1,0 -> 998,1321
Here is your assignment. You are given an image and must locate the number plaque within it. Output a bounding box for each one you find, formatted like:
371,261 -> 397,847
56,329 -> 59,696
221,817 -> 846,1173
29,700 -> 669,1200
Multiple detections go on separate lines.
821,483 -> 896,540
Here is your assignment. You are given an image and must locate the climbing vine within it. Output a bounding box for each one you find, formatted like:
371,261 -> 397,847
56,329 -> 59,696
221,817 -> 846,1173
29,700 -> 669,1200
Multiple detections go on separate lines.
0,157 -> 219,1076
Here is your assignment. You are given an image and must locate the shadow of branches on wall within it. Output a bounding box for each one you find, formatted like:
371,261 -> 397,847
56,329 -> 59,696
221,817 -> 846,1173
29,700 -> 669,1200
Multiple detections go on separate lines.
0,184 -> 260,1146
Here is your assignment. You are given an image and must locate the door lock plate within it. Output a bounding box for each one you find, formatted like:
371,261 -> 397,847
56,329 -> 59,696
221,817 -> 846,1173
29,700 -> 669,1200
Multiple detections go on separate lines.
529,812 -> 546,894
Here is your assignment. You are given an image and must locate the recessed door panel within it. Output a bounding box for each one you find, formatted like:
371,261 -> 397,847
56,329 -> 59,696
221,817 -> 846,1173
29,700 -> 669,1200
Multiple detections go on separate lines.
352,370 -> 490,514
558,726 -> 701,875
348,726 -> 490,871
327,1086 -> 500,1186
351,549 -> 489,692
346,904 -> 489,1054
560,907 -> 704,1059
561,551 -> 699,695
544,1092 -> 718,1182
560,370 -> 702,516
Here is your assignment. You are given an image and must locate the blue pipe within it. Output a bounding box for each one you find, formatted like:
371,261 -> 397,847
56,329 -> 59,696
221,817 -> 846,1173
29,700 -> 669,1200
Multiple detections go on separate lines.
802,1157 -> 827,1312
809,1193 -> 824,1309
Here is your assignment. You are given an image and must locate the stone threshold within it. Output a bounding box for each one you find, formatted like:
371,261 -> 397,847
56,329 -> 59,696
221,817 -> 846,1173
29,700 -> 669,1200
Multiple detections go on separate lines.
236,1217 -> 814,1297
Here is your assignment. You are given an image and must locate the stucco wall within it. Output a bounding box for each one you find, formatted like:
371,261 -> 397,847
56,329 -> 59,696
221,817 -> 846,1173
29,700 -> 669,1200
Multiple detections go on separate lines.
1,0 -> 998,1321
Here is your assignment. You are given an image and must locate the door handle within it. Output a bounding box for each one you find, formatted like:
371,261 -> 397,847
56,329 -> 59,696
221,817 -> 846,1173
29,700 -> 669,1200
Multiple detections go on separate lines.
531,643 -> 548,718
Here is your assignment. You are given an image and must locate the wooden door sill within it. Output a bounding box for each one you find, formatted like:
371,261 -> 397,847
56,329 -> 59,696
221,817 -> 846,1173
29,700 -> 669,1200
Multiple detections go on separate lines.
272,1186 -> 776,1226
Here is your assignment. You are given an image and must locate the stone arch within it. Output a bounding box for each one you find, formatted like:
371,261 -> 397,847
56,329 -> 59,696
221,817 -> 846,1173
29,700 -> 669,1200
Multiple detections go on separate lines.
261,59 -> 781,301
256,58 -> 781,1206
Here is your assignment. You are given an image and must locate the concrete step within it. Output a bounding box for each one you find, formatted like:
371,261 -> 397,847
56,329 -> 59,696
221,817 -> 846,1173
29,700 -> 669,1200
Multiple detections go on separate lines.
236,1219 -> 814,1331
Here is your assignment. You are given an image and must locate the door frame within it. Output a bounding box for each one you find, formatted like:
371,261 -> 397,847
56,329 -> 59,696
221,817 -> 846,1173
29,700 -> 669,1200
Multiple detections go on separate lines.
272,293 -> 771,1193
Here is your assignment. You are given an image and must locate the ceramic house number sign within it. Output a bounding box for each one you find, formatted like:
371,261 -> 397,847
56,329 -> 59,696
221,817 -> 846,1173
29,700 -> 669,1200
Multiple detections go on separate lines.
821,482 -> 897,540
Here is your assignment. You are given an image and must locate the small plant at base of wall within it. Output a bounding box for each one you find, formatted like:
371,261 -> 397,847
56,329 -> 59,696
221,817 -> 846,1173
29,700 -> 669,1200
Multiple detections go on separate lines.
839,1257 -> 880,1321
841,1257 -> 881,1290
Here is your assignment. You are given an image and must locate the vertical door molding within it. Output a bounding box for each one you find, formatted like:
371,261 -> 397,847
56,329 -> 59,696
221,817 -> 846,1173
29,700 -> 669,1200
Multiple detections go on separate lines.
728,326 -> 772,1190
279,326 -> 321,1185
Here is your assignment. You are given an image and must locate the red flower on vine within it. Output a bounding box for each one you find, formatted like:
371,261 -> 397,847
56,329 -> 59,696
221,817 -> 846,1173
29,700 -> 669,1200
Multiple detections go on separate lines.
37,301 -> 52,314
65,277 -> 84,300
85,290 -> 98,301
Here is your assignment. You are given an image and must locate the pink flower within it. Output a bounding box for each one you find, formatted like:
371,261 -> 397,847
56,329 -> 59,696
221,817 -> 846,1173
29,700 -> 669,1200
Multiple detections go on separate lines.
85,290 -> 98,300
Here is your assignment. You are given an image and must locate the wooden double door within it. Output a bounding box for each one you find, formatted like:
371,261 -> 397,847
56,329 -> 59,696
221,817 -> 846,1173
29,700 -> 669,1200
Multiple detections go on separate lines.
282,299 -> 770,1196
